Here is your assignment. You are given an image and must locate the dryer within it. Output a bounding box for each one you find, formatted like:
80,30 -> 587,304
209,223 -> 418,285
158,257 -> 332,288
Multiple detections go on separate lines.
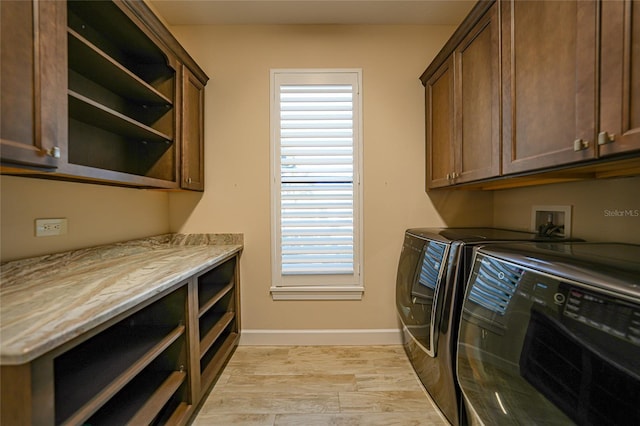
395,228 -> 577,425
457,242 -> 640,425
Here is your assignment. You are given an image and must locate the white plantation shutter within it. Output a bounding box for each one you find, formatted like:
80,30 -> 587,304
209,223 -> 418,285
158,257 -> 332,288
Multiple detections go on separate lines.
271,70 -> 363,299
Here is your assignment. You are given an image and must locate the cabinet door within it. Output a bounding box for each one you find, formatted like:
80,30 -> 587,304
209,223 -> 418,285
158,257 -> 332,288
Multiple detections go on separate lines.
599,0 -> 640,156
453,2 -> 500,184
0,0 -> 66,169
426,57 -> 455,189
501,0 -> 597,174
181,65 -> 205,191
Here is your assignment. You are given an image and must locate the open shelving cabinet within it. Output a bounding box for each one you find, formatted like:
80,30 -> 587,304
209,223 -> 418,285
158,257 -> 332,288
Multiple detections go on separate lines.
54,286 -> 189,425
1,0 -> 209,190
0,251 -> 241,425
64,0 -> 178,187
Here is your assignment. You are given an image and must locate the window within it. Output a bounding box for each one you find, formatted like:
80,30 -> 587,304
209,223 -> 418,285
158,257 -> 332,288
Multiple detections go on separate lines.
270,69 -> 363,300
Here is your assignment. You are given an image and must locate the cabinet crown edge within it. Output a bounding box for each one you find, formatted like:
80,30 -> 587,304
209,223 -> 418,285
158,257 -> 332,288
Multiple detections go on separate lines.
420,0 -> 495,86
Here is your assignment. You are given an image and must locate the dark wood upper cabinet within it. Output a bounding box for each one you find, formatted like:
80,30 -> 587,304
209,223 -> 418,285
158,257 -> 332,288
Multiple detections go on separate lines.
421,0 -> 640,190
599,0 -> 640,157
453,2 -> 500,183
501,0 -> 598,174
424,2 -> 499,189
1,0 -> 208,191
0,0 -> 67,170
425,57 -> 455,189
181,65 -> 205,191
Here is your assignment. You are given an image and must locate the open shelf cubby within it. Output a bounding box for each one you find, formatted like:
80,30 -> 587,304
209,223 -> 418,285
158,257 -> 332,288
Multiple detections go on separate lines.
54,287 -> 187,425
66,0 -> 176,183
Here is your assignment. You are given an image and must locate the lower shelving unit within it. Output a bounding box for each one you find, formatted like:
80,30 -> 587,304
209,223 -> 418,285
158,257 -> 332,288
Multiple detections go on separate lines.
54,285 -> 189,425
55,325 -> 185,425
0,251 -> 241,426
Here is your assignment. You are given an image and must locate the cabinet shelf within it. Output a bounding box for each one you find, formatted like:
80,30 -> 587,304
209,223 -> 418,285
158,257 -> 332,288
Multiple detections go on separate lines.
201,332 -> 239,389
55,324 -> 185,425
199,282 -> 234,318
68,90 -> 172,143
200,312 -> 235,358
164,402 -> 191,424
86,370 -> 186,425
68,28 -> 172,107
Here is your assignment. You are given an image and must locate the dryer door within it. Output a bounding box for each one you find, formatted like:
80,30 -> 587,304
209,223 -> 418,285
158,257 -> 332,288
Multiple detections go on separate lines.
396,233 -> 448,357
457,253 -> 640,425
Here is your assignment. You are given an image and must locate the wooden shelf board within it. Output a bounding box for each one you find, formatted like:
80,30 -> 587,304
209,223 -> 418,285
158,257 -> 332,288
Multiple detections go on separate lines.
199,312 -> 235,358
57,324 -> 184,426
201,332 -> 239,391
68,28 -> 172,106
86,370 -> 186,425
68,90 -> 172,143
52,162 -> 178,189
198,282 -> 234,318
165,402 -> 192,425
127,370 -> 187,425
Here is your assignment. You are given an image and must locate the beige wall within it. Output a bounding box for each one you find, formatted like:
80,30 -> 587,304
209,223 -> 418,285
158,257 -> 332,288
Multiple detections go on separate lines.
167,24 -> 493,333
493,175 -> 640,243
2,22 -> 636,337
0,176 -> 170,261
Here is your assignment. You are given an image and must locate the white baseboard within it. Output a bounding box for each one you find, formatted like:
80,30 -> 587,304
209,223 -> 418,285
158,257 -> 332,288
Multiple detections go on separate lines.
238,328 -> 403,346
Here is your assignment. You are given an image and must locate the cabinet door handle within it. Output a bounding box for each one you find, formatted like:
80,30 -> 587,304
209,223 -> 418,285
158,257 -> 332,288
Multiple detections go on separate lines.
598,131 -> 615,145
47,146 -> 61,158
573,139 -> 590,151
187,177 -> 192,184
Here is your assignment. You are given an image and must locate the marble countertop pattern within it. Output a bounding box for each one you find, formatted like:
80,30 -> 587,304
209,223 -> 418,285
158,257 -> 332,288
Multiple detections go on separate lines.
0,234 -> 243,365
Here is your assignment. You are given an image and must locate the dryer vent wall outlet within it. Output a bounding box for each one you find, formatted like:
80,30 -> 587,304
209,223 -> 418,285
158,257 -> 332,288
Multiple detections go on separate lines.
531,205 -> 572,238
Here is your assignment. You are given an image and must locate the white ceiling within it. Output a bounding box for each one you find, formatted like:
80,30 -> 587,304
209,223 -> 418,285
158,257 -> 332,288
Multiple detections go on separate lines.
149,0 -> 476,26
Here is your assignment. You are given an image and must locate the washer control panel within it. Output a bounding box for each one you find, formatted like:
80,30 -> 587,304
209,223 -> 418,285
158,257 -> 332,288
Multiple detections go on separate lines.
563,288 -> 640,346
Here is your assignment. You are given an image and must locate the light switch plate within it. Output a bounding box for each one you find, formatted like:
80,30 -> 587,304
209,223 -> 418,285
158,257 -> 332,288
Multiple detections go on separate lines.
35,218 -> 68,237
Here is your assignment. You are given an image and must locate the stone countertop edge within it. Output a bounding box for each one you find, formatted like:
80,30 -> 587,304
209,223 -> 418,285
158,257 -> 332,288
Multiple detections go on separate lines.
0,233 -> 243,365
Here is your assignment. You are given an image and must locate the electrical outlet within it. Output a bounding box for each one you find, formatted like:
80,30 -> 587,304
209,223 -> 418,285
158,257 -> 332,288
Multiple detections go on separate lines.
35,218 -> 68,237
531,205 -> 571,238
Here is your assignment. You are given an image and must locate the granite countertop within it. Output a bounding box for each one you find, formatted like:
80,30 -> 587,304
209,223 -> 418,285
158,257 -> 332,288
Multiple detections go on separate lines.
0,234 -> 243,365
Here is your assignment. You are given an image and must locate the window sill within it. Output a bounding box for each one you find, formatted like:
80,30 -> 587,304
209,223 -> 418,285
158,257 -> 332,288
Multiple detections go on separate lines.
270,286 -> 364,300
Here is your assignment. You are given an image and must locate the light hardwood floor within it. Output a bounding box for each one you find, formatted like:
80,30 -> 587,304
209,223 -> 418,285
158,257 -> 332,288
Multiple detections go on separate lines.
192,345 -> 449,425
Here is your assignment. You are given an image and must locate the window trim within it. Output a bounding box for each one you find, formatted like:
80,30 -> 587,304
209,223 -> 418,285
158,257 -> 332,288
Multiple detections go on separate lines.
270,68 -> 364,300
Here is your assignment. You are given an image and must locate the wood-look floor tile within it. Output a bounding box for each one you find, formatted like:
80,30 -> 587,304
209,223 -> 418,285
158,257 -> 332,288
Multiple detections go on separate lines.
228,347 -> 290,363
339,390 -> 437,413
354,373 -> 424,392
193,345 -> 448,425
287,345 -> 395,360
223,374 -> 357,392
274,412 -> 447,425
192,413 -> 276,426
202,391 -> 341,414
252,359 -> 379,376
